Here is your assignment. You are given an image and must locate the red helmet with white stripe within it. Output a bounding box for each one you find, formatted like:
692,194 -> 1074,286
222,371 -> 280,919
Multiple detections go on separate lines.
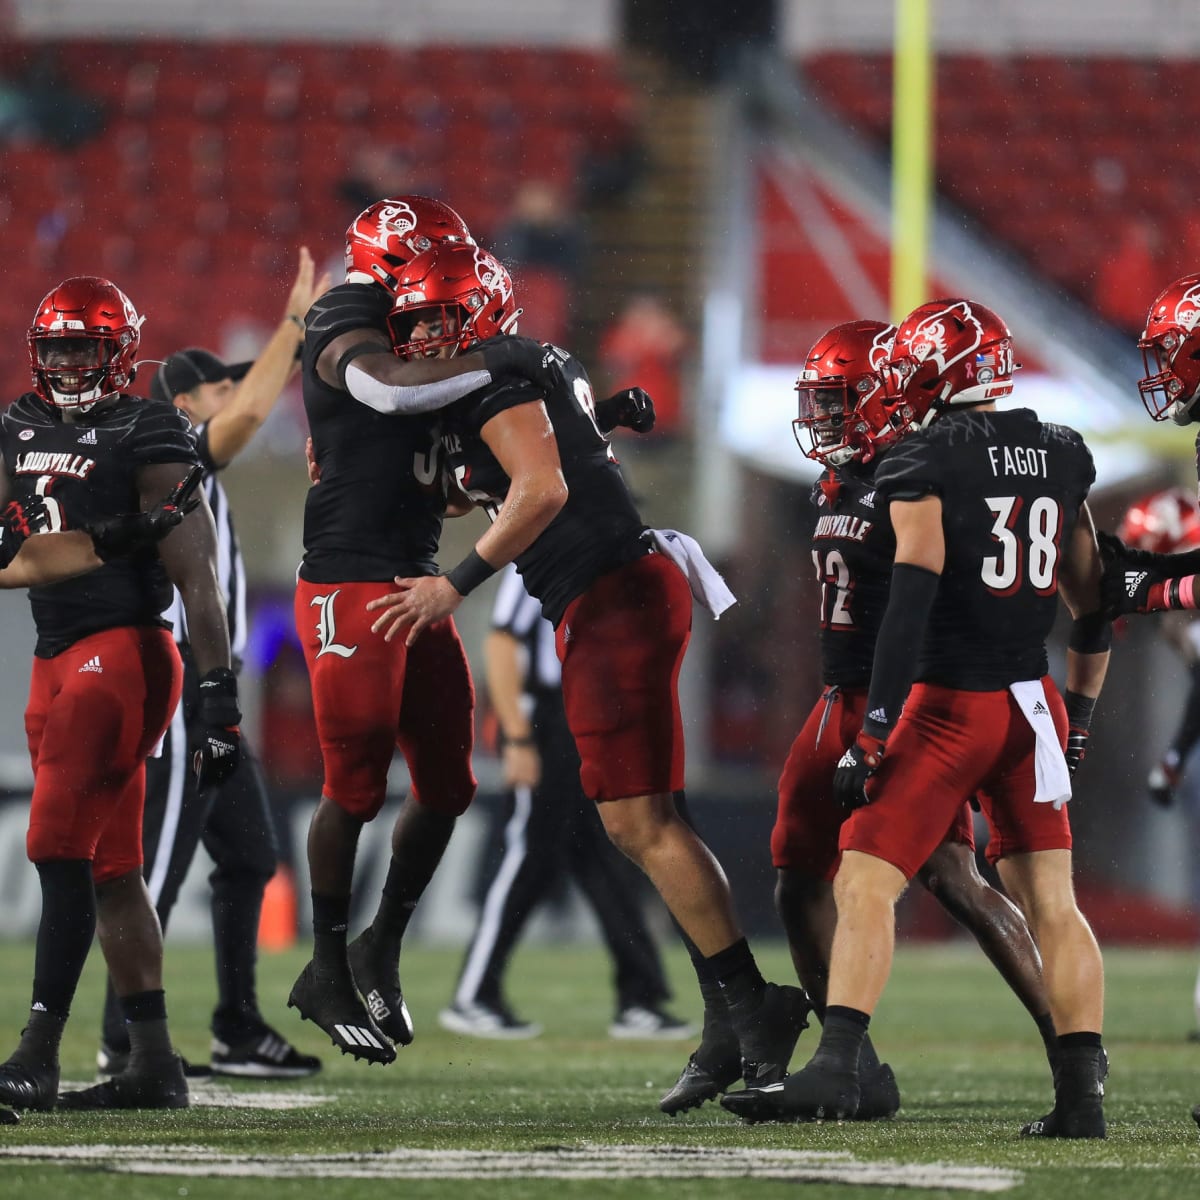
1138,274 -> 1200,424
1117,487 -> 1200,554
344,195 -> 474,292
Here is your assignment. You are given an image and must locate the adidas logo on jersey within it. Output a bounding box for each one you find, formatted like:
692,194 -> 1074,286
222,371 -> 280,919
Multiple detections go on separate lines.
860,490 -> 876,508
77,427 -> 98,445
1125,571 -> 1148,598
868,707 -> 887,723
78,656 -> 103,674
1032,700 -> 1048,716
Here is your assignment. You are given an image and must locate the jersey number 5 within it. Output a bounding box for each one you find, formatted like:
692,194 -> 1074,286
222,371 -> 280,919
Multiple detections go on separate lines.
981,495 -> 1061,596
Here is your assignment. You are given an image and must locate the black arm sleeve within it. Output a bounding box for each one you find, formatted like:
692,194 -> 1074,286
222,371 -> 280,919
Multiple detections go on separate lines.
862,563 -> 941,740
1170,660 -> 1200,760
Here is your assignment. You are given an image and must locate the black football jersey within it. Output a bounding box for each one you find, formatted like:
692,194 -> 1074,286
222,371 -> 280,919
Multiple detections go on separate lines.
809,466 -> 897,687
0,391 -> 200,657
439,347 -> 646,626
874,407 -> 1095,689
300,282 -> 445,583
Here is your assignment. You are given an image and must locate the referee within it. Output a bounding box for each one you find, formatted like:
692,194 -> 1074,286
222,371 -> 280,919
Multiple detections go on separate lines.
440,563 -> 695,1040
96,248 -> 329,1078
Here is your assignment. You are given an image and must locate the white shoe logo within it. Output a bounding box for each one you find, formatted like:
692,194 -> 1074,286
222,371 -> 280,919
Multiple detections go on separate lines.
78,656 -> 103,674
333,1023 -> 384,1049
366,989 -> 392,1021
1125,571 -> 1147,598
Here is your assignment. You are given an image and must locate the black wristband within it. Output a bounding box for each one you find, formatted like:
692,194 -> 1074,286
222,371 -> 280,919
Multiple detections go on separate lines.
1068,610 -> 1113,654
198,666 -> 242,727
445,549 -> 498,597
1064,689 -> 1097,733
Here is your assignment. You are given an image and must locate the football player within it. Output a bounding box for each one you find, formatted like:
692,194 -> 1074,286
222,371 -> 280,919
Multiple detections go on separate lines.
1097,276 -> 1200,620
0,276 -> 236,1112
725,321 -> 1060,1123
366,242 -> 811,1099
728,300 -> 1110,1137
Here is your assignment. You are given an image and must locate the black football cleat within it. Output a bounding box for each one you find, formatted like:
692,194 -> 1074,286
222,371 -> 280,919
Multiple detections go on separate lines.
57,1057 -> 189,1111
852,1061 -> 901,1121
0,1060 -> 58,1112
659,1047 -> 741,1115
1020,1102 -> 1106,1139
730,983 -> 813,1088
288,959 -> 395,1065
722,1059 -> 860,1123
347,928 -> 415,1047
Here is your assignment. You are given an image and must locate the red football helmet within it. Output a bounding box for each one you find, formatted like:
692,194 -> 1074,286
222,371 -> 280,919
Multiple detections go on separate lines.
1137,274 -> 1200,424
877,298 -> 1016,446
1117,487 -> 1200,554
344,195 -> 475,292
793,320 -> 895,466
387,244 -> 520,359
27,276 -> 143,410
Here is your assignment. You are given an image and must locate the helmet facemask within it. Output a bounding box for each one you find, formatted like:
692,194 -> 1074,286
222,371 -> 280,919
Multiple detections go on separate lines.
1138,327 -> 1200,425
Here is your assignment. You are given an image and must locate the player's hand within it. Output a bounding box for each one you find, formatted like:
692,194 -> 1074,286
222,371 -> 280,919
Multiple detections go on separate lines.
595,387 -> 656,434
305,437 -> 321,484
0,497 -> 49,568
85,465 -> 204,561
476,334 -> 558,394
1065,727 -> 1089,777
365,574 -> 462,646
1098,531 -> 1167,616
832,732 -> 886,811
193,666 -> 242,790
1148,750 -> 1181,808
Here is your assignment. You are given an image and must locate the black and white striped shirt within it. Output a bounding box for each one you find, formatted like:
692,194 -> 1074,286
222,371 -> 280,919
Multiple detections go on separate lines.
491,564 -> 560,695
161,422 -> 246,661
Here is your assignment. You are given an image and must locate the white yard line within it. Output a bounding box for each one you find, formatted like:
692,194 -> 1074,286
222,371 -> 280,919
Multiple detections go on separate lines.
0,1143 -> 1023,1191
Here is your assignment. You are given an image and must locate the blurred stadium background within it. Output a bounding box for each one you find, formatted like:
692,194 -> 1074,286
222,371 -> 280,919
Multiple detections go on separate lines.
0,0 -> 1197,961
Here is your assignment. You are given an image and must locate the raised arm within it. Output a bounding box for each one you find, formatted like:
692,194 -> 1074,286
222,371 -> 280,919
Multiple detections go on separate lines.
205,246 -> 330,466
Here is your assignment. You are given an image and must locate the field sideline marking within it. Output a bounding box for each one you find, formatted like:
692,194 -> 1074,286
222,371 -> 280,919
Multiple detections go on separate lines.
0,1143 -> 1022,1191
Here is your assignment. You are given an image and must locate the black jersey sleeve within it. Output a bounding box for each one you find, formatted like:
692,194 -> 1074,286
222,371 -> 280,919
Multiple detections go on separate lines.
303,283 -> 391,361
873,432 -> 942,501
194,423 -> 220,475
463,379 -> 547,435
124,400 -> 201,467
1044,421 -> 1097,503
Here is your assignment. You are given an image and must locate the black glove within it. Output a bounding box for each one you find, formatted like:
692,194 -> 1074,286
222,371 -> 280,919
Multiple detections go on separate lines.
476,334 -> 558,394
85,465 -> 205,562
1097,530 -> 1167,617
0,497 -> 49,569
1065,727 -> 1089,777
595,387 -> 656,434
832,732 -> 886,812
193,666 -> 242,790
1148,751 -> 1181,808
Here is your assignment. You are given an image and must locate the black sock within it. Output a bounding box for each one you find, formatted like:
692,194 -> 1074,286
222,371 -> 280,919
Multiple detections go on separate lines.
811,1005 -> 870,1074
704,938 -> 765,1013
369,859 -> 420,955
122,990 -> 173,1070
212,876 -> 266,1039
8,1008 -> 66,1073
311,892 -> 351,971
31,859 -> 96,1018
1058,1031 -> 1103,1051
1036,1012 -> 1058,1067
857,1031 -> 882,1075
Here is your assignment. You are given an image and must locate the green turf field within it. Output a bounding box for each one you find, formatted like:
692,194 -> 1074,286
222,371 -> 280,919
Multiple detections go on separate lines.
0,939 -> 1197,1198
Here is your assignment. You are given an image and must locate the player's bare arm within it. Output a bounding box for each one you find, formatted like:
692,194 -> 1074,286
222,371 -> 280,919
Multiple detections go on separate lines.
141,460 -> 231,676
367,402 -> 567,645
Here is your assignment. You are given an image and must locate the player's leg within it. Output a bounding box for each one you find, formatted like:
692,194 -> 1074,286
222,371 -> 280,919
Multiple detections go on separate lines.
288,580 -> 399,1063
918,833 -> 1057,1068
441,778 -> 560,1038
55,629 -> 190,1110
353,616 -> 477,1044
562,556 -> 811,1102
200,738 -> 319,1077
